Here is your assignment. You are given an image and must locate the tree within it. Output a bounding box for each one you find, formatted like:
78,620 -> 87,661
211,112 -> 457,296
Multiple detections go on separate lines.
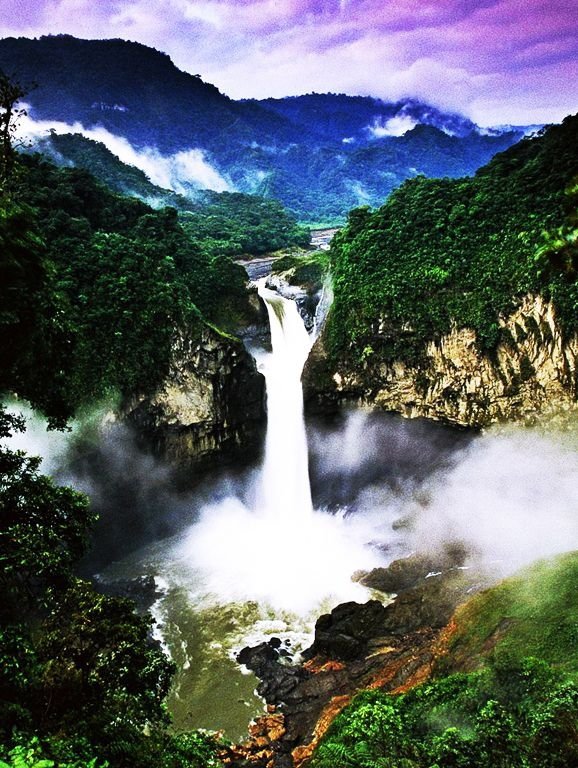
0,409 -> 95,621
528,683 -> 578,768
0,71 -> 26,195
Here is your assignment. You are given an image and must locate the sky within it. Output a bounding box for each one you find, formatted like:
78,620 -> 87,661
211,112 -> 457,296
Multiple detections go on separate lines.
1,0 -> 577,126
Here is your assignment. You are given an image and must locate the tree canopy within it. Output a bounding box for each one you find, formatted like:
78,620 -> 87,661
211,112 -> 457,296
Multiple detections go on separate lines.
325,115 -> 578,366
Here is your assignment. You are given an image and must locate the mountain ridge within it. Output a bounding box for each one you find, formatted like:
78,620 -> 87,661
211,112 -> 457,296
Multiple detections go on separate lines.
0,34 -> 527,221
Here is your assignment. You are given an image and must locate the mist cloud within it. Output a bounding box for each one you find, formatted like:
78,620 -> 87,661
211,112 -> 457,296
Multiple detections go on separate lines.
407,422 -> 578,574
308,408 -> 578,578
368,115 -> 419,138
19,109 -> 233,193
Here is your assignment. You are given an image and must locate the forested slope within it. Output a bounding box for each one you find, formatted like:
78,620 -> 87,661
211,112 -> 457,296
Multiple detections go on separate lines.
1,149 -> 309,424
0,142 -> 240,766
304,114 -> 578,425
325,114 -> 578,363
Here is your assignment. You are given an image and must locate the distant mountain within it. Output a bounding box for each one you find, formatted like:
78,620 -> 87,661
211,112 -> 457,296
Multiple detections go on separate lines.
250,93 -> 481,141
0,34 -> 528,221
0,35 -> 294,153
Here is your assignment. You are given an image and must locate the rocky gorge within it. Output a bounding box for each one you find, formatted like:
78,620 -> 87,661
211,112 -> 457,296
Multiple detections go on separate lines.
97,242 -> 578,767
304,293 -> 578,428
114,251 -> 329,478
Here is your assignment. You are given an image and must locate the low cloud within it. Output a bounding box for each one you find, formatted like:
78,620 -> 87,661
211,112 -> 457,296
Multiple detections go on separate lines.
368,114 -> 418,138
18,108 -> 233,193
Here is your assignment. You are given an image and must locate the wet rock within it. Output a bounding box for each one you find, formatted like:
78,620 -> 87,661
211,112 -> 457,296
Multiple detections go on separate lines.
358,544 -> 469,594
237,640 -> 309,706
122,324 -> 266,476
265,274 -> 321,332
234,561 -> 491,767
304,600 -> 389,661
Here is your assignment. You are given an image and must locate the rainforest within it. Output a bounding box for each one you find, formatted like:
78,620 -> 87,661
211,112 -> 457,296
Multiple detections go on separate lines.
1,16 -> 578,768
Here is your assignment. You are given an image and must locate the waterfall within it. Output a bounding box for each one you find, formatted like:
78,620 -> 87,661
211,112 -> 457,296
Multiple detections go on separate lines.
165,277 -> 383,615
256,280 -> 314,520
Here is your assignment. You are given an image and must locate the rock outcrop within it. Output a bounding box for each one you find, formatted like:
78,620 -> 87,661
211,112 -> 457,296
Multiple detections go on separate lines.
304,294 -> 578,428
231,553 -> 491,768
265,273 -> 322,333
123,324 -> 265,475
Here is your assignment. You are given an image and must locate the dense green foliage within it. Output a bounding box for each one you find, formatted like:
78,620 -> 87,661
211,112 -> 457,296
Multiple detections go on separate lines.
271,248 -> 330,290
0,408 -> 223,767
0,35 -> 522,222
1,152 -> 256,422
0,90 -> 241,766
180,192 -> 310,255
312,658 -> 578,768
326,115 -> 578,365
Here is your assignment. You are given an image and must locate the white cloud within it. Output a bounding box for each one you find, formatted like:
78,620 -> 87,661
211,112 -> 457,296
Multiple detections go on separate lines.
368,114 -> 418,137
18,107 -> 234,193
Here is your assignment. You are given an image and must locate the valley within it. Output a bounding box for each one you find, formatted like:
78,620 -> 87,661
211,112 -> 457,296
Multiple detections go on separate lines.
1,28 -> 578,768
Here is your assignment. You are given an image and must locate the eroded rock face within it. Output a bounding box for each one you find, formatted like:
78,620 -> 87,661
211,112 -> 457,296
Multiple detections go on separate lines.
233,553 -> 490,768
123,324 -> 265,474
304,294 -> 578,427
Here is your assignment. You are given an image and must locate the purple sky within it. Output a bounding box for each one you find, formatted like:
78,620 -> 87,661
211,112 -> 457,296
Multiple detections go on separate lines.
1,0 -> 577,125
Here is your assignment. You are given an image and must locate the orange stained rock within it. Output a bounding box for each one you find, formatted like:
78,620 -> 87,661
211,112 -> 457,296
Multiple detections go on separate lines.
292,694 -> 352,768
248,712 -> 286,742
303,657 -> 346,673
389,659 -> 434,695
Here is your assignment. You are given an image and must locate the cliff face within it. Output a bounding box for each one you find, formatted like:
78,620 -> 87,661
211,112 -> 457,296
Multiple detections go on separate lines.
123,324 -> 265,473
304,294 -> 578,428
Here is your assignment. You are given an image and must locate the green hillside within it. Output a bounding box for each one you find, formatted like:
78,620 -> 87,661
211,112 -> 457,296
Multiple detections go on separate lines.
325,114 -> 578,365
439,551 -> 578,678
312,551 -> 578,768
1,153 -> 252,423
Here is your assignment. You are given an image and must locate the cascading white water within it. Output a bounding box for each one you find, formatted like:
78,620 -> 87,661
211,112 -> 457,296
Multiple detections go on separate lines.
166,279 -> 384,614
256,279 -> 314,520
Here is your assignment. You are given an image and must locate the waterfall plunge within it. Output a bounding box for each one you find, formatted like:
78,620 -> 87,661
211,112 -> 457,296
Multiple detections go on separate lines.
173,282 -> 384,615
257,281 -> 314,520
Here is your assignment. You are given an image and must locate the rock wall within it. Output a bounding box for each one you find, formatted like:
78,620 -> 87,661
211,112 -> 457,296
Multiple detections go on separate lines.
123,324 -> 265,474
304,294 -> 578,428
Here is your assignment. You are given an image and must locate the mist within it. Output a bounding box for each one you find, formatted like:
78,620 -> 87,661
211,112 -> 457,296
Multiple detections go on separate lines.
18,107 -> 233,194
406,419 -> 578,574
368,114 -> 418,138
4,400 -> 578,610
308,407 -> 578,579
